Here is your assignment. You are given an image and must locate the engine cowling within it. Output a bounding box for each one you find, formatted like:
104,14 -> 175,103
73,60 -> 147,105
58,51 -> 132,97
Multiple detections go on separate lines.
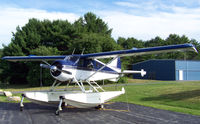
50,60 -> 73,82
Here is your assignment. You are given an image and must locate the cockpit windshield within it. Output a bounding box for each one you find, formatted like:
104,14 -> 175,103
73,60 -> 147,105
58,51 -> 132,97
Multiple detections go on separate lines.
64,55 -> 80,65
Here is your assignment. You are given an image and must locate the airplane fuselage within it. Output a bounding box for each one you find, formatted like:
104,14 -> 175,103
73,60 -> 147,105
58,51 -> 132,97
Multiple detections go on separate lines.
50,56 -> 121,82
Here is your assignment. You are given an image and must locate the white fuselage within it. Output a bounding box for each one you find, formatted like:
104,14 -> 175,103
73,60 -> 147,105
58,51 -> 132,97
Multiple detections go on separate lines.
52,67 -> 120,82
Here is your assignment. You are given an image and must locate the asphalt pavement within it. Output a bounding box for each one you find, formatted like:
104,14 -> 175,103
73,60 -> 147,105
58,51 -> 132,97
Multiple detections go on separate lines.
0,102 -> 200,124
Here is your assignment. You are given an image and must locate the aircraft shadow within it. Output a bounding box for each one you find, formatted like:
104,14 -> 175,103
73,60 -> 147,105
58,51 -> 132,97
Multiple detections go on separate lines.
141,89 -> 200,101
0,102 -> 55,111
0,102 -> 98,114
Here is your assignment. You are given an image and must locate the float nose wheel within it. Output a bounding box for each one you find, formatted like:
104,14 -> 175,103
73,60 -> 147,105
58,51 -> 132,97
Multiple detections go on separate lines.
95,104 -> 104,110
55,96 -> 65,115
20,106 -> 24,111
55,110 -> 60,115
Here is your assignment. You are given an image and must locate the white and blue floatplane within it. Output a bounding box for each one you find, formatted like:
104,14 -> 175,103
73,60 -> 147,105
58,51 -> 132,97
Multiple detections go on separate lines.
2,43 -> 197,115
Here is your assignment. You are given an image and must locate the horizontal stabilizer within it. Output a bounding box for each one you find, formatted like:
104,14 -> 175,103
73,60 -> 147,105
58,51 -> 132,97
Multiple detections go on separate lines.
121,69 -> 146,77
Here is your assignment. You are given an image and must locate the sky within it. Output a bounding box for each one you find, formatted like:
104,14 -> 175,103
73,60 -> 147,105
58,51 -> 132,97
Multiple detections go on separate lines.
1,0 -> 200,48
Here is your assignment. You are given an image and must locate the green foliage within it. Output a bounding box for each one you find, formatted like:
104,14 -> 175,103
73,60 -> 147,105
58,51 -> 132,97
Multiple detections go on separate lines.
76,12 -> 112,35
27,46 -> 60,86
117,34 -> 200,67
30,46 -> 60,55
117,76 -> 128,83
0,12 -> 119,86
0,49 -> 3,57
0,49 -> 2,83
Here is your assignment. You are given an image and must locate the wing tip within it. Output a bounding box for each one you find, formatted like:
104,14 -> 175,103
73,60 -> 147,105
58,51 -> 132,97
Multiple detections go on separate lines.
186,43 -> 198,53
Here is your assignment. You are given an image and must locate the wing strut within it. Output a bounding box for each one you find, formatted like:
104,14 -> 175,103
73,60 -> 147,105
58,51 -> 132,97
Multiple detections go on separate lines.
85,56 -> 119,81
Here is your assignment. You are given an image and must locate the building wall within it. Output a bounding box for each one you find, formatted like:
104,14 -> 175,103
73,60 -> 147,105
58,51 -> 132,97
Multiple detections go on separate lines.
133,60 -> 175,80
175,61 -> 200,80
133,60 -> 200,81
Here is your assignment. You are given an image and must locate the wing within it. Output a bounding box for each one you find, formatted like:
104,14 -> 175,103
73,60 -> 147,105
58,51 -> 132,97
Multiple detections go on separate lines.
2,43 -> 197,61
2,55 -> 66,62
81,43 -> 197,59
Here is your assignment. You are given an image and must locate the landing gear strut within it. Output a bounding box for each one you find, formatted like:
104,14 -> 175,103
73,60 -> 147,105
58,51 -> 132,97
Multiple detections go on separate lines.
55,96 -> 65,115
20,94 -> 25,111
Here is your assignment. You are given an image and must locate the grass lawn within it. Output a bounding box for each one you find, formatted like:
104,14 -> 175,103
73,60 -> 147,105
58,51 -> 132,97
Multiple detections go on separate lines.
0,80 -> 200,116
109,81 -> 200,116
0,93 -> 30,103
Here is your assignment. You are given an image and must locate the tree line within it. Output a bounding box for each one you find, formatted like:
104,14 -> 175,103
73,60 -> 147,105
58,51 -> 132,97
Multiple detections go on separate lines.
0,12 -> 199,86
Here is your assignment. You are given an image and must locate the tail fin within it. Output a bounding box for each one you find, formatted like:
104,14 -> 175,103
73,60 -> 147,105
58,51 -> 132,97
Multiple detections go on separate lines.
108,57 -> 121,69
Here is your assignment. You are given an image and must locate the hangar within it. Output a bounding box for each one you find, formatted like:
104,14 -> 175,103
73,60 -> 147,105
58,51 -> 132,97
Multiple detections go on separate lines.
132,60 -> 200,81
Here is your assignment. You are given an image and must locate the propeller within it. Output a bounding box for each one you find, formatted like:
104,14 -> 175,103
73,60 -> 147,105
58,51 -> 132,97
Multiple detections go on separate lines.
51,65 -> 72,75
40,64 -> 50,69
40,62 -> 72,76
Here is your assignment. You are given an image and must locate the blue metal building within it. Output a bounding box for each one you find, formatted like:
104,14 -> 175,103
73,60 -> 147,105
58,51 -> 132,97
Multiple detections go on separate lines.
132,60 -> 200,81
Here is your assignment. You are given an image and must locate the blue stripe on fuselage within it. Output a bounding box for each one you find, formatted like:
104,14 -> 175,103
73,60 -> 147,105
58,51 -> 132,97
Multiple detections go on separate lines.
54,59 -> 118,74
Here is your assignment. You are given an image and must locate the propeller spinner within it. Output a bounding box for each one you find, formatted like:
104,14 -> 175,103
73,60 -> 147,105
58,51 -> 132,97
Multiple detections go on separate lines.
40,60 -> 73,81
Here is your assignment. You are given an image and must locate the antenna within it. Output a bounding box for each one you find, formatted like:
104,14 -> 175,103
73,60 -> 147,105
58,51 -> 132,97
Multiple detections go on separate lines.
81,48 -> 85,55
72,48 -> 76,55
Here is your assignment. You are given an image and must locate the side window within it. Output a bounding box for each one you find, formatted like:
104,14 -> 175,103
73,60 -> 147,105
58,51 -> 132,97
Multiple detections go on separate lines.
70,56 -> 79,62
96,62 -> 102,69
87,61 -> 94,69
78,58 -> 84,67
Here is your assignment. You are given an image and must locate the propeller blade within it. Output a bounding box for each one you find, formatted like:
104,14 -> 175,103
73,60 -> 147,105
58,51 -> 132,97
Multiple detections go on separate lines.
50,65 -> 72,75
40,64 -> 50,69
57,68 -> 72,75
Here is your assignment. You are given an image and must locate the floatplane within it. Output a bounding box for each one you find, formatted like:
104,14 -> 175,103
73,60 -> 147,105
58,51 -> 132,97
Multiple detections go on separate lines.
2,43 -> 197,115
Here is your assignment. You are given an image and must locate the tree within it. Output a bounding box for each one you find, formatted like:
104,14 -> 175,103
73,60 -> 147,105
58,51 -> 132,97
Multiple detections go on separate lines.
145,36 -> 164,47
117,34 -> 200,70
78,12 -> 112,35
0,49 -> 3,83
1,12 -> 200,86
1,12 -> 120,86
27,46 -> 60,86
164,34 -> 191,59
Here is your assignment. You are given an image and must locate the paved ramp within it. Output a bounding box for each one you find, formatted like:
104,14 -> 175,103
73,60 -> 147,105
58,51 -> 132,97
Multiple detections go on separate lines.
0,102 -> 199,124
